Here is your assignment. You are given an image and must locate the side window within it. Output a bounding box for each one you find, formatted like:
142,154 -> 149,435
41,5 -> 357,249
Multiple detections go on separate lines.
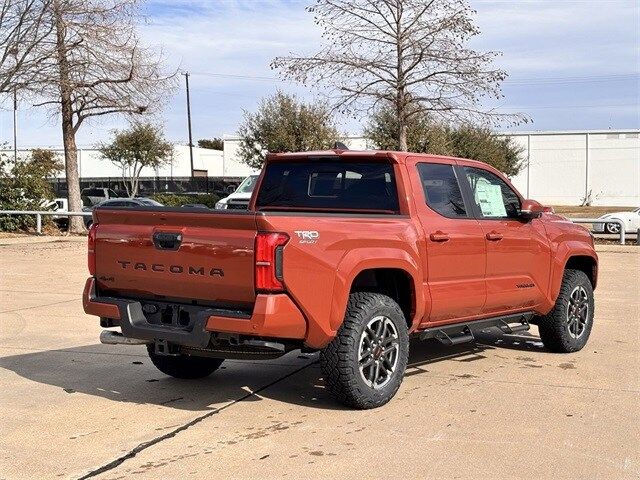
463,166 -> 521,219
416,163 -> 468,218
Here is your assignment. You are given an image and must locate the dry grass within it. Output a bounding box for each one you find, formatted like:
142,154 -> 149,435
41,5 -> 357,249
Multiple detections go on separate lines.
552,205 -> 635,218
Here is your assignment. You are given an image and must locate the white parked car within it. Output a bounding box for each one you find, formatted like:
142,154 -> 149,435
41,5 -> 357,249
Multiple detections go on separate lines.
593,207 -> 640,234
215,175 -> 259,210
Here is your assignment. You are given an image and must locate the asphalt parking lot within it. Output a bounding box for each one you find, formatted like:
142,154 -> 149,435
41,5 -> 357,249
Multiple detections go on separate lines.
1,237 -> 638,480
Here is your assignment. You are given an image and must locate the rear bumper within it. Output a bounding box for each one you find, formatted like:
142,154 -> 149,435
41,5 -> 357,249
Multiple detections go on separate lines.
83,278 -> 307,347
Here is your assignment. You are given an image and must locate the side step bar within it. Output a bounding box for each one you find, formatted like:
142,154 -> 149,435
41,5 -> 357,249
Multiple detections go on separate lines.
418,312 -> 534,346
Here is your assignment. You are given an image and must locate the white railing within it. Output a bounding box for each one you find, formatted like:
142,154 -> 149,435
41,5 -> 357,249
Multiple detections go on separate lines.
569,218 -> 626,245
0,210 -> 92,234
0,210 -> 633,244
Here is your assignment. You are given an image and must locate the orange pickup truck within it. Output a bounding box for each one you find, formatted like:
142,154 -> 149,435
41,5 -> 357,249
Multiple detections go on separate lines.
84,150 -> 597,409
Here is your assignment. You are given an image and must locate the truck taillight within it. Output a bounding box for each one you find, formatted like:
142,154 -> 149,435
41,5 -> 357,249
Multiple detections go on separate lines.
255,232 -> 289,292
88,223 -> 98,276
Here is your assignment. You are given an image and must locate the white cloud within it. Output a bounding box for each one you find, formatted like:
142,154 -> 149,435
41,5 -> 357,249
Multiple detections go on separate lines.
473,0 -> 639,76
2,0 -> 638,147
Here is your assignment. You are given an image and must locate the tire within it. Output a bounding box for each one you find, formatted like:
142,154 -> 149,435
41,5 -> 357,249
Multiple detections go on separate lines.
320,292 -> 409,409
146,344 -> 224,379
537,269 -> 594,353
605,222 -> 621,234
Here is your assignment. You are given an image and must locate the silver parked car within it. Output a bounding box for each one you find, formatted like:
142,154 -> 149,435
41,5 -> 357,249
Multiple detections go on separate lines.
83,197 -> 163,228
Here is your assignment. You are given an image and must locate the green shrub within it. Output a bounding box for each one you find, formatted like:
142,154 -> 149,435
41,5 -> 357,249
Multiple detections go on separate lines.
151,193 -> 220,209
0,149 -> 62,232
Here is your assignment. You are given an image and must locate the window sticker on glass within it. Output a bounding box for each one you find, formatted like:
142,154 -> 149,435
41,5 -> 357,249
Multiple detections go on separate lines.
474,177 -> 507,217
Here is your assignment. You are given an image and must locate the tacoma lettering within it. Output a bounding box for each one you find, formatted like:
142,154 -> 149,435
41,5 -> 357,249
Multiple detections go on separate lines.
117,260 -> 224,277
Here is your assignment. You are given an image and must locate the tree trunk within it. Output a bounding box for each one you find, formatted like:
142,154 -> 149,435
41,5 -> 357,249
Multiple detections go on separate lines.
54,0 -> 84,233
61,115 -> 84,232
398,122 -> 408,151
395,8 -> 407,153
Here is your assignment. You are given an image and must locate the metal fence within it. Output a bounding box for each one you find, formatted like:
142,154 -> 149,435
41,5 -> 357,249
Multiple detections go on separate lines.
0,210 -> 92,234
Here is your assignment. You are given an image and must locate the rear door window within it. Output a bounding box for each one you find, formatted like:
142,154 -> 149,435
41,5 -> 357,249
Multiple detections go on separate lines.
416,163 -> 468,218
256,159 -> 399,213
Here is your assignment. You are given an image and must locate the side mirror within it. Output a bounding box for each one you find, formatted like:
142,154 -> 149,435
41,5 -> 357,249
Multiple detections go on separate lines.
519,199 -> 544,220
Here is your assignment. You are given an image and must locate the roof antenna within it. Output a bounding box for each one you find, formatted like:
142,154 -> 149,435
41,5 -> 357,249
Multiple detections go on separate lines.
333,141 -> 349,150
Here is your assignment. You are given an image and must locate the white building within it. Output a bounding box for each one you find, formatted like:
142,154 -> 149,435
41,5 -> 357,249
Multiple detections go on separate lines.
4,128 -> 638,206
507,130 -> 639,207
3,145 -> 231,179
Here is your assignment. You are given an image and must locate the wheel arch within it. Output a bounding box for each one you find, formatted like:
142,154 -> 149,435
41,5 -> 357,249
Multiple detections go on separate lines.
349,268 -> 416,329
546,244 -> 598,312
565,255 -> 598,288
328,249 -> 425,334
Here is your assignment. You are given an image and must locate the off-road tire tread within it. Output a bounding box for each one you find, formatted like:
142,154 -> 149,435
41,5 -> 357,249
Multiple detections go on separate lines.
147,345 -> 224,379
320,292 -> 409,409
537,269 -> 594,353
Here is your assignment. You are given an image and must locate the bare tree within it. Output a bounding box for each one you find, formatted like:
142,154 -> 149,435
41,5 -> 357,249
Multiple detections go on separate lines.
0,0 -> 53,94
22,0 -> 175,232
272,0 -> 528,151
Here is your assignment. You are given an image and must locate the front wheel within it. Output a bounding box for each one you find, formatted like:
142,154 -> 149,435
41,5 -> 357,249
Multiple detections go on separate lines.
537,269 -> 594,353
147,345 -> 224,379
321,292 -> 409,409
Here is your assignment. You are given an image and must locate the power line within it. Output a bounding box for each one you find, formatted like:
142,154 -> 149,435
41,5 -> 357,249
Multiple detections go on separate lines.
504,73 -> 639,85
189,70 -> 639,85
497,103 -> 633,110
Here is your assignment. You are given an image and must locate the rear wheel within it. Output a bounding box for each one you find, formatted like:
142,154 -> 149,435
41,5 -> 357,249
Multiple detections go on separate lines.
605,222 -> 621,234
146,345 -> 224,379
321,292 -> 409,409
537,269 -> 594,353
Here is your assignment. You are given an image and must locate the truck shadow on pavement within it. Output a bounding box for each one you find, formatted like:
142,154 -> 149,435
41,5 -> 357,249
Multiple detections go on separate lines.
0,330 -> 545,411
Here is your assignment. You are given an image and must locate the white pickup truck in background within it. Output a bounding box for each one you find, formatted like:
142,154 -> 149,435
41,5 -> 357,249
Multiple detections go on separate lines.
214,175 -> 259,210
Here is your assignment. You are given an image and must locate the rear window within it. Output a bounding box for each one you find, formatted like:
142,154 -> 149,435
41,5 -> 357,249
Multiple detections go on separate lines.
256,160 -> 399,213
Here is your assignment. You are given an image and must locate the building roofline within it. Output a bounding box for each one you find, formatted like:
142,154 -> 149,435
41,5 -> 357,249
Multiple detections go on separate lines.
497,129 -> 639,136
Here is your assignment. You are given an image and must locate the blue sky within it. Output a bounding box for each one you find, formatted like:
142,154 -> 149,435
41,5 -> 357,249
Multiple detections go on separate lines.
1,0 -> 638,148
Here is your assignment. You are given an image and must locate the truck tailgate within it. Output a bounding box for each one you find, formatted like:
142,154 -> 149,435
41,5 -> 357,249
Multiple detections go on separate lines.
93,208 -> 257,308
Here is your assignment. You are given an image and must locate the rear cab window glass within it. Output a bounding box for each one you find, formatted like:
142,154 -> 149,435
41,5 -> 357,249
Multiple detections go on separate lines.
416,163 -> 468,218
256,159 -> 399,214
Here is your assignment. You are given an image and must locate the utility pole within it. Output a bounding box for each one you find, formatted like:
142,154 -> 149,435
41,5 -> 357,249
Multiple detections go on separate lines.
13,87 -> 18,161
183,72 -> 194,177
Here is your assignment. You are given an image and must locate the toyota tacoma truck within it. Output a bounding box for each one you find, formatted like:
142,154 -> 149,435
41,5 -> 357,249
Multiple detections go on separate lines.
84,150 -> 598,409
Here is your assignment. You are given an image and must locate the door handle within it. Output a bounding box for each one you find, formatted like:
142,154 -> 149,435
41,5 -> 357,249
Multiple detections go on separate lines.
486,231 -> 503,241
429,231 -> 450,242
